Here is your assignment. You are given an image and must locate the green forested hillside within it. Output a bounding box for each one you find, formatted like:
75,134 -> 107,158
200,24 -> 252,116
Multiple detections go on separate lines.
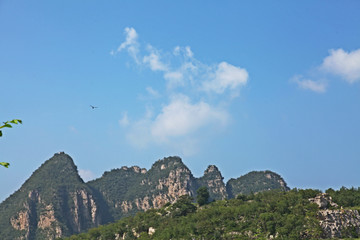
63,187 -> 360,240
62,189 -> 327,240
227,170 -> 290,198
0,154 -> 292,239
0,153 -> 110,239
87,156 -> 194,220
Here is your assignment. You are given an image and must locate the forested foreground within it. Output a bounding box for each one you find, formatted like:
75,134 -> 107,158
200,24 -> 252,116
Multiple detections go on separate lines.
61,188 -> 360,240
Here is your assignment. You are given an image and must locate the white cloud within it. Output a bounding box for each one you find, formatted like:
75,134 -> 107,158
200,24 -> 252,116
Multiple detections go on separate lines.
143,51 -> 168,71
146,86 -> 160,98
118,27 -> 138,50
119,112 -> 129,127
164,71 -> 184,89
113,27 -> 249,95
114,27 -> 247,156
185,46 -> 194,58
78,169 -> 95,182
321,48 -> 360,83
173,46 -> 181,56
112,27 -> 140,63
202,62 -> 249,94
173,46 -> 193,58
291,75 -> 327,93
151,94 -> 229,142
125,94 -> 229,153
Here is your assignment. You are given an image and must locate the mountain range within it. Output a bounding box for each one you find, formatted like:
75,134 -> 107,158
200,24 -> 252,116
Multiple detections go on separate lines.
0,152 -> 289,240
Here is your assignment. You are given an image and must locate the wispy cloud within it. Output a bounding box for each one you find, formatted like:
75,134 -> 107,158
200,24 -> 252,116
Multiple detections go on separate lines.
320,48 -> 360,84
202,61 -> 249,95
292,48 -> 360,92
111,27 -> 140,63
150,94 -> 229,143
146,86 -> 160,98
119,112 -> 129,127
114,27 -> 248,155
143,46 -> 168,71
291,75 -> 327,93
124,94 -> 229,155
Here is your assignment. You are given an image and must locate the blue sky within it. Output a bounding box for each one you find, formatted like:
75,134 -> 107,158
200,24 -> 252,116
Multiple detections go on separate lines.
1,1 -> 360,202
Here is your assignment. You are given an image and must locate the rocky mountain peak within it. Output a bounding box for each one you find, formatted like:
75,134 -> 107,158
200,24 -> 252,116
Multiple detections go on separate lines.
204,165 -> 221,175
21,152 -> 83,190
152,156 -> 185,171
0,153 -> 109,240
120,165 -> 147,174
0,153 -> 290,239
226,170 -> 290,198
197,165 -> 227,200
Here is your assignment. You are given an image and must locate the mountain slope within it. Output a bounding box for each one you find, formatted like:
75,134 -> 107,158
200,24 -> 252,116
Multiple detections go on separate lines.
0,153 -> 109,240
0,153 -> 289,239
226,170 -> 290,198
195,165 -> 227,201
88,156 -> 196,220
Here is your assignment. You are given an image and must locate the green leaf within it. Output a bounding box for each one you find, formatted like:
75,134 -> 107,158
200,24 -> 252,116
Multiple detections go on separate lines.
0,130 -> 2,137
0,162 -> 10,168
10,119 -> 22,124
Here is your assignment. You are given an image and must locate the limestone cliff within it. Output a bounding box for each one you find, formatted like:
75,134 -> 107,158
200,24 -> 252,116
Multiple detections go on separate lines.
310,193 -> 360,238
0,154 -> 289,239
0,153 -> 109,240
88,156 -> 197,220
196,165 -> 227,200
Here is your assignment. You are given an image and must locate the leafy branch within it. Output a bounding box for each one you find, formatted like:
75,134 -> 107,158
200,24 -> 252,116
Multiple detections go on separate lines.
0,119 -> 22,168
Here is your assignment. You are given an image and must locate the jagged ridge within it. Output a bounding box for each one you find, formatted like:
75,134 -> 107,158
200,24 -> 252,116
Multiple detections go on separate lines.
0,153 -> 288,240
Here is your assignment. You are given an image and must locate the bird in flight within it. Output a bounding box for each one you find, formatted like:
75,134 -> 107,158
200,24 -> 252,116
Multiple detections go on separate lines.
90,105 -> 98,109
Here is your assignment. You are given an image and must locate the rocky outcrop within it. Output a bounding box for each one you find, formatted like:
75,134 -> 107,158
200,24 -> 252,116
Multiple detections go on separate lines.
71,189 -> 100,232
0,153 -> 109,240
197,165 -> 227,200
8,188 -> 102,240
1,153 -> 290,239
319,209 -> 360,238
9,189 -> 63,240
309,193 -> 360,239
309,193 -> 338,209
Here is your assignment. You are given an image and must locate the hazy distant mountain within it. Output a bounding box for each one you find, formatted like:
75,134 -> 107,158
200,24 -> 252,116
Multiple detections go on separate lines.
0,153 -> 289,239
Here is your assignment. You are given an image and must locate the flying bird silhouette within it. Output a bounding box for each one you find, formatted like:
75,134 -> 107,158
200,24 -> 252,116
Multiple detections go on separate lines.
90,105 -> 98,109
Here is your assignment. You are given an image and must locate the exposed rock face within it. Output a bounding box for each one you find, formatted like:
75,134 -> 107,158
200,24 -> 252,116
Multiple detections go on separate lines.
309,193 -> 360,239
309,193 -> 338,209
71,189 -> 100,232
0,153 -> 109,240
197,165 -> 227,200
0,153 -> 289,239
14,188 -> 100,240
319,209 -> 360,238
89,156 -> 197,219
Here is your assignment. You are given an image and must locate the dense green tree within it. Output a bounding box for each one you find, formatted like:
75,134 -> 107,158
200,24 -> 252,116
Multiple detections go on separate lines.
171,195 -> 197,217
196,186 -> 210,206
64,189 -> 334,240
326,186 -> 360,207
